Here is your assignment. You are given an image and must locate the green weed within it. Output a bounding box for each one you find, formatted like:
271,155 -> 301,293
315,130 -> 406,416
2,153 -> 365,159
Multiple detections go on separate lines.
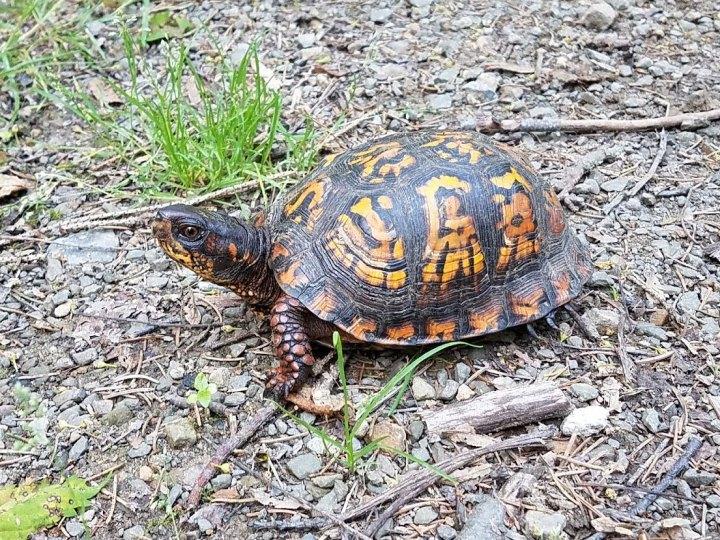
187,372 -> 217,409
41,27 -> 318,198
279,332 -> 466,480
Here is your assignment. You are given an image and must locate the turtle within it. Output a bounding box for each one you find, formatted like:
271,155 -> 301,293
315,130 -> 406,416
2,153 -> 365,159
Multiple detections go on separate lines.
152,129 -> 592,398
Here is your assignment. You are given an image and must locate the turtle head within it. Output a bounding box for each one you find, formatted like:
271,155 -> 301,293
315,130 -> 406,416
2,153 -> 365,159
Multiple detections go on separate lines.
152,204 -> 276,303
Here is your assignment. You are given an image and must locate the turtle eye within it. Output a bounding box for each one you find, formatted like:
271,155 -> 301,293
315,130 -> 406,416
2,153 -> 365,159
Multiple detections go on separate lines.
178,224 -> 203,241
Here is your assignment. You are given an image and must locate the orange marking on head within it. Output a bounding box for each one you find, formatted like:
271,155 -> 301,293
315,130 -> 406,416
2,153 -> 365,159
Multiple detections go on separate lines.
386,323 -> 415,341
426,320 -> 457,340
469,307 -> 503,333
227,243 -> 238,260
509,288 -> 546,318
489,168 -> 533,192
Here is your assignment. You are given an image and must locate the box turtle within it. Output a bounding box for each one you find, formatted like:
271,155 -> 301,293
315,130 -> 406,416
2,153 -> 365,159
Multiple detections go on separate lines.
152,130 -> 592,398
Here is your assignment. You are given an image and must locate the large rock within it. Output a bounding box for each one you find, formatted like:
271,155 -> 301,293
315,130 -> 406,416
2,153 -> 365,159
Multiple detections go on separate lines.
457,495 -> 507,539
581,2 -> 617,30
525,510 -> 568,539
287,453 -> 322,480
561,406 -> 609,436
47,230 -> 119,266
164,417 -> 197,448
369,420 -> 406,452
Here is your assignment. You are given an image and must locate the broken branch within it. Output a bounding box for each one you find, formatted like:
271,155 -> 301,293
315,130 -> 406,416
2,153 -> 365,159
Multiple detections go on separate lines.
419,382 -> 572,437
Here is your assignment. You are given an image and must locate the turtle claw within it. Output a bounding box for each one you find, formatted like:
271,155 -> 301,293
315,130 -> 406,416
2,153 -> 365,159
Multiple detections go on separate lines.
264,369 -> 295,401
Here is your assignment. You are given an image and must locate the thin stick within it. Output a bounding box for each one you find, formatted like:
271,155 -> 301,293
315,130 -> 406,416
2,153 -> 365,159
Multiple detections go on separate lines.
345,427 -> 556,534
233,460 -> 372,540
604,130 -> 668,213
185,405 -> 276,509
586,436 -> 704,540
630,435 -> 703,515
250,517 -> 329,531
478,108 -> 720,134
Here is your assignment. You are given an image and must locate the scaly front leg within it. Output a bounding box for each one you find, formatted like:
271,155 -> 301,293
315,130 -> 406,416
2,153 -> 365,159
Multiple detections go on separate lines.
265,294 -> 316,399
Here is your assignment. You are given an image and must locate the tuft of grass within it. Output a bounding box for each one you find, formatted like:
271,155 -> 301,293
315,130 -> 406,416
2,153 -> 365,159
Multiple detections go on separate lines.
0,0 -> 101,125
41,27 -> 318,198
280,332 -> 468,480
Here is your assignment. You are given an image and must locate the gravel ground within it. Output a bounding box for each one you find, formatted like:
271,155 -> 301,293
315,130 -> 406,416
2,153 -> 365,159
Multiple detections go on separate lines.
1,1 -> 719,539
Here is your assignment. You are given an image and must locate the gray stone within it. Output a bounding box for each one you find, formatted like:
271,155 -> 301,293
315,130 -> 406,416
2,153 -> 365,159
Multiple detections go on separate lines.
412,377 -> 436,400
683,469 -> 718,487
642,408 -> 661,433
65,518 -> 85,536
570,383 -> 599,402
525,510 -> 567,539
54,388 -> 86,406
440,380 -> 460,401
677,292 -> 701,315
123,525 -> 145,540
71,348 -> 97,366
457,494 -> 507,540
54,302 -> 72,318
413,505 -> 438,525
581,2 -> 617,30
636,322 -> 668,340
575,178 -> 601,195
164,417 -> 197,448
675,479 -> 693,498
103,403 -> 133,426
601,177 -> 629,192
409,0 -> 433,6
229,43 -> 250,66
128,442 -> 151,458
369,8 -> 392,22
455,363 -> 471,383
287,453 -> 322,479
196,518 -> 214,533
211,474 -> 232,490
68,436 -> 89,462
706,495 -> 720,508
561,406 -> 609,436
464,72 -> 500,94
429,93 -> 453,110
437,524 -> 457,540
588,271 -> 614,287
409,419 -> 425,441
47,230 -> 119,265
296,33 -> 315,48
583,308 -> 620,335
436,67 -> 459,83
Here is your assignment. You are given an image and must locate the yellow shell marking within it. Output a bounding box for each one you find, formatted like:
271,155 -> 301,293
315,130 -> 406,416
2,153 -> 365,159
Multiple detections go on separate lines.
349,141 -> 403,177
417,178 -> 485,285
489,168 -> 533,192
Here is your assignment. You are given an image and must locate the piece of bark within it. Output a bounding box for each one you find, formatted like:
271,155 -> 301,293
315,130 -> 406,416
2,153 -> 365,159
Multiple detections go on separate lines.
420,382 -> 573,437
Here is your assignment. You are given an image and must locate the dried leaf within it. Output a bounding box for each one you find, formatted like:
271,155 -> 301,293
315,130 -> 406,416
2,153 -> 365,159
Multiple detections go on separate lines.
0,174 -> 33,202
251,488 -> 301,510
87,78 -> 123,107
146,10 -> 194,43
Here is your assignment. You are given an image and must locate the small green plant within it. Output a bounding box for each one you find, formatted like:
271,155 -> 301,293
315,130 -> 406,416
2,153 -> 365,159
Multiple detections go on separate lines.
280,332 -> 466,480
186,373 -> 217,409
42,28 -> 318,198
0,476 -> 103,540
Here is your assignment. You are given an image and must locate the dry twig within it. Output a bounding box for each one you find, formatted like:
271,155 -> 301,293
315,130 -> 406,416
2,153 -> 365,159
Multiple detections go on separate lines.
478,108 -> 720,134
185,405 -> 276,509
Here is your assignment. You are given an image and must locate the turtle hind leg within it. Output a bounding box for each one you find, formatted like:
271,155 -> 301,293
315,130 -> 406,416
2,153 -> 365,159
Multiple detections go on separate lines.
265,294 -> 316,400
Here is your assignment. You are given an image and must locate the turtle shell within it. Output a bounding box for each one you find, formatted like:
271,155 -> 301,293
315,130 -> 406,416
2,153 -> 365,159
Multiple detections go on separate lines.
267,130 -> 592,345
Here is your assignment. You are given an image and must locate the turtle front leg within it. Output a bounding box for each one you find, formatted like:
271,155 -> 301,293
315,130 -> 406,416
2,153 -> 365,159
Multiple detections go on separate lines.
265,294 -> 316,399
